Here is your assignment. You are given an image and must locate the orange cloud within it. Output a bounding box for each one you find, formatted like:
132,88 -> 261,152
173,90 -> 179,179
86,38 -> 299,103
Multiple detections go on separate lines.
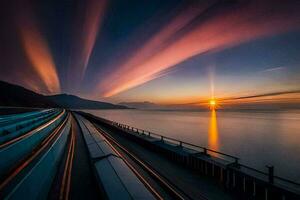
154,90 -> 300,109
20,27 -> 60,94
98,1 -> 216,93
191,90 -> 300,108
98,1 -> 300,97
18,7 -> 60,94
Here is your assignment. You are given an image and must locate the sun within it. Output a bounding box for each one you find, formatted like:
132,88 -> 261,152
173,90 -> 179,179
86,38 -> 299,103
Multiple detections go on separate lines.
209,99 -> 217,109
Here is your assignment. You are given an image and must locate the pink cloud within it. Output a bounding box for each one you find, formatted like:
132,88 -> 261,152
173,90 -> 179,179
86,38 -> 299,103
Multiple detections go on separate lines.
97,0 -> 300,97
18,4 -> 60,94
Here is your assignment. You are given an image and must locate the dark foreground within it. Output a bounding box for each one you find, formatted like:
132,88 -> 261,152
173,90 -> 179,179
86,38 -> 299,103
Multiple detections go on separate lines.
0,108 -> 299,200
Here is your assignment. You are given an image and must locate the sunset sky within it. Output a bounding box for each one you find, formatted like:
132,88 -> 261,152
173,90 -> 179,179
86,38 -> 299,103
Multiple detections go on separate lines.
0,0 -> 300,106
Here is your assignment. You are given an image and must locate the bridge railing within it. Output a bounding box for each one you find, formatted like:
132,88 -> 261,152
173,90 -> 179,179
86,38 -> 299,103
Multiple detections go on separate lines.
112,121 -> 239,162
80,113 -> 300,192
107,120 -> 300,190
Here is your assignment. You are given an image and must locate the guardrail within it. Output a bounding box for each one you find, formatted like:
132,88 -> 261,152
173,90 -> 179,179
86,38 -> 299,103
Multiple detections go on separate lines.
91,117 -> 300,191
113,122 -> 239,162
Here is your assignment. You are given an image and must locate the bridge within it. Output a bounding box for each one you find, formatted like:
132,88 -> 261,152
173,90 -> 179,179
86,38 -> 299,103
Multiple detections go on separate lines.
0,108 -> 299,200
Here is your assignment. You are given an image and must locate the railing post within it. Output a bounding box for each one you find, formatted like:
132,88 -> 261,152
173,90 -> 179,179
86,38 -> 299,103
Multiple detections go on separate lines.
161,136 -> 164,142
253,181 -> 256,197
203,148 -> 207,155
235,158 -> 239,166
179,141 -> 183,147
266,165 -> 274,184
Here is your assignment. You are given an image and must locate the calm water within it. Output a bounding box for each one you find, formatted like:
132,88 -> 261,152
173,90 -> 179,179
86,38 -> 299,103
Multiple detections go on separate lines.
83,109 -> 300,182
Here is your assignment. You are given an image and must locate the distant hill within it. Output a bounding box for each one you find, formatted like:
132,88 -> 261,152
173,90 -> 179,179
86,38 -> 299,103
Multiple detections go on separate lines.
0,80 -> 127,109
48,94 -> 127,109
0,80 -> 56,108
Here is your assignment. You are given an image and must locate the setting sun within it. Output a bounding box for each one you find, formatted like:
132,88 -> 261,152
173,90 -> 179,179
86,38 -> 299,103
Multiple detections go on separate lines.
209,99 -> 217,109
210,99 -> 216,105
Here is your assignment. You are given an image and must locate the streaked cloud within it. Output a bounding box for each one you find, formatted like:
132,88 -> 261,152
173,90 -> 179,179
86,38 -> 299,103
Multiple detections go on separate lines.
97,0 -> 217,96
118,89 -> 300,110
260,67 -> 286,73
1,0 -> 300,105
223,90 -> 300,101
163,90 -> 300,110
98,0 -> 300,97
18,6 -> 60,94
68,0 -> 107,86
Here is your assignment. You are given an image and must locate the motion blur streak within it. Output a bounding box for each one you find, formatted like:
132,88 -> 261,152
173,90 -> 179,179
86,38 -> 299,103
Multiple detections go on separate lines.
100,1 -> 300,97
19,13 -> 60,93
98,1 -> 216,93
80,0 -> 107,78
69,0 -> 107,86
184,91 -> 300,111
20,28 -> 60,93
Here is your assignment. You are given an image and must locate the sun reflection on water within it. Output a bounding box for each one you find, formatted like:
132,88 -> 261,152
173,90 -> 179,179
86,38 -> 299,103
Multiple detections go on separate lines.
208,109 -> 219,153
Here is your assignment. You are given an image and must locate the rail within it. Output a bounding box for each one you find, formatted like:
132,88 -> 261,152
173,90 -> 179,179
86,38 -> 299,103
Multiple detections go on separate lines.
0,113 -> 70,197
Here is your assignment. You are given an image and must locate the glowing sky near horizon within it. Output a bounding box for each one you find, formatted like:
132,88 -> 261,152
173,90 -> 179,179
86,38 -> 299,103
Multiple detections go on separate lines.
19,8 -> 61,94
0,0 -> 300,104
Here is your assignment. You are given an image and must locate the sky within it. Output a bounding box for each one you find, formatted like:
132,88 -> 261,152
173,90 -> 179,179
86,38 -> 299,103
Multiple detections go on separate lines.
0,0 -> 300,107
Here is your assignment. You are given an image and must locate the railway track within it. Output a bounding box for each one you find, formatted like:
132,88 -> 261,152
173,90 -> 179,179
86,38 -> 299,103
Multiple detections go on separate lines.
59,116 -> 75,200
0,110 -> 65,149
94,124 -> 205,200
0,113 -> 70,195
